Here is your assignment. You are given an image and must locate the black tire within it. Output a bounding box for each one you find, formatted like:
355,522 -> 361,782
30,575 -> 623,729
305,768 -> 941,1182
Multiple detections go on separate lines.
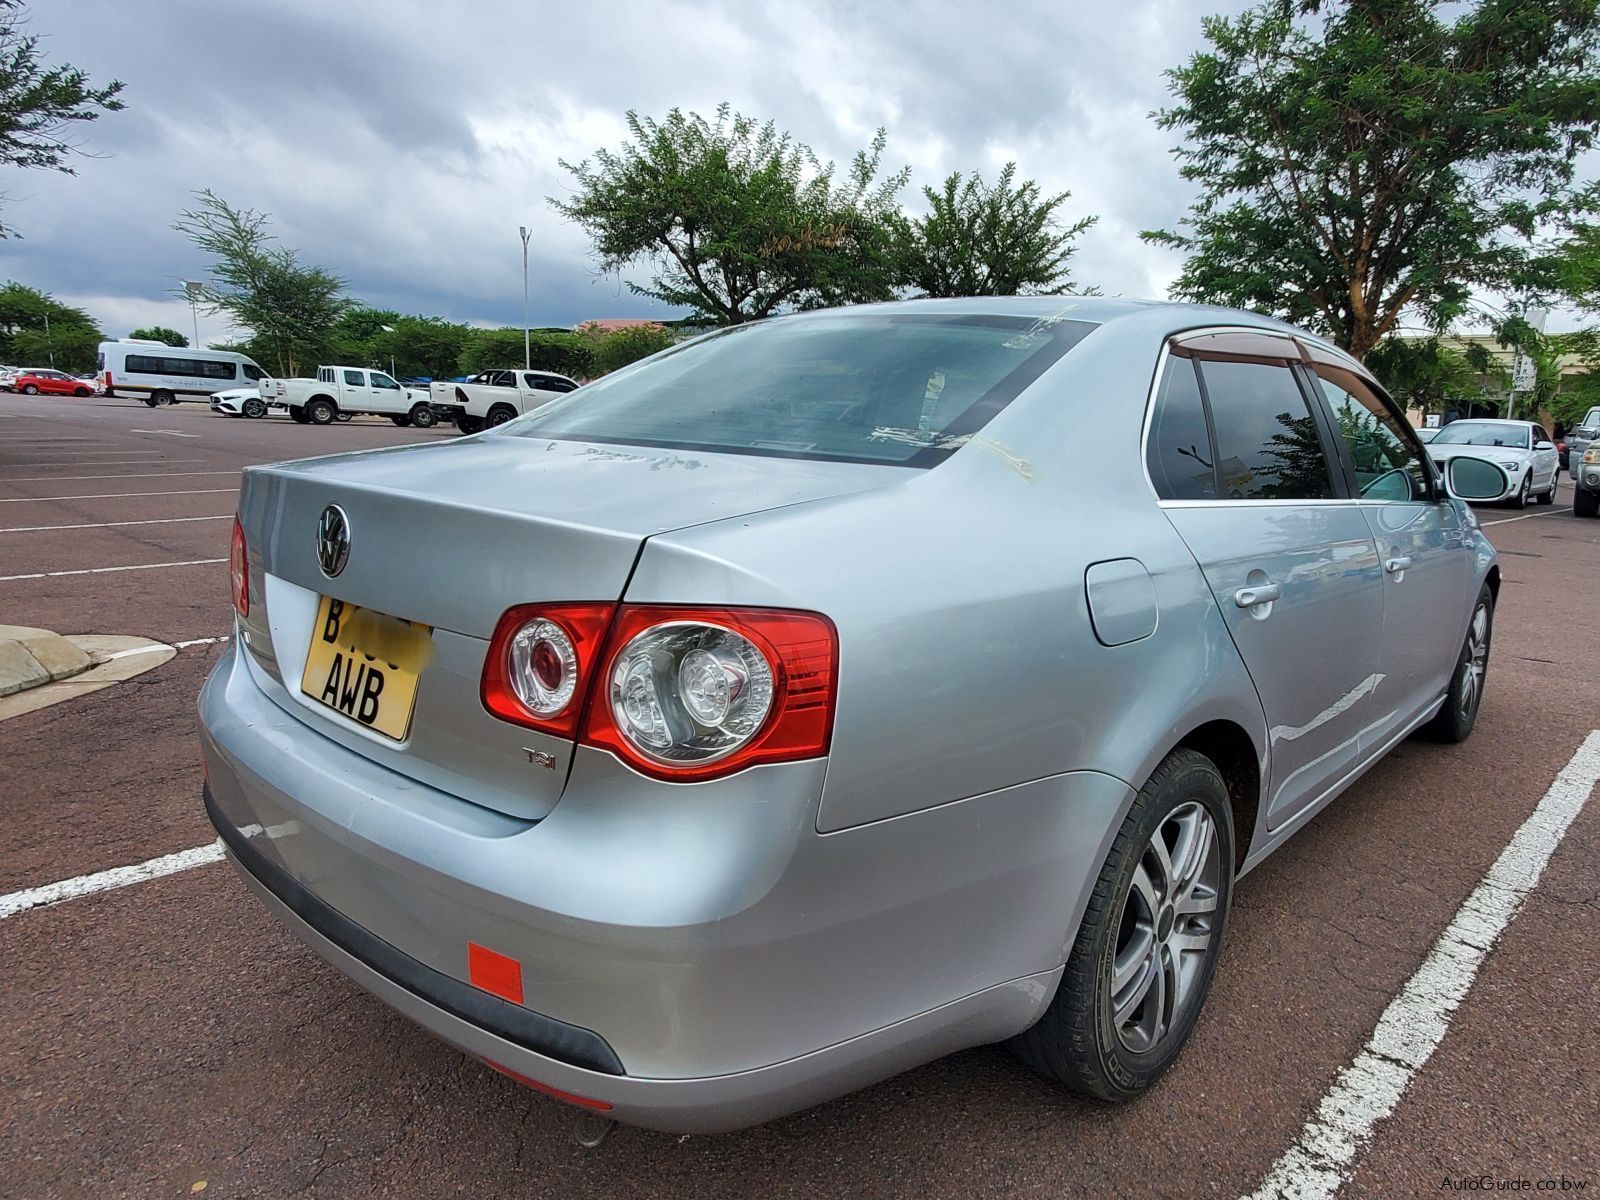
289,405 -> 311,425
306,397 -> 337,425
73,387 -> 91,397
1009,748 -> 1234,1101
21,384 -> 38,394
1575,487 -> 1599,518
408,402 -> 437,429
1420,584 -> 1494,743
1537,473 -> 1555,505
144,396 -> 161,408
335,412 -> 354,422
390,414 -> 412,427
242,398 -> 267,419
151,389 -> 175,406
455,414 -> 485,435
1509,472 -> 1530,508
485,404 -> 518,428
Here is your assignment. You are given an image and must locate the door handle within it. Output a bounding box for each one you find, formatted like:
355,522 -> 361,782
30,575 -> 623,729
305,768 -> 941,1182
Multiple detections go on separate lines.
1233,583 -> 1281,608
1385,555 -> 1412,576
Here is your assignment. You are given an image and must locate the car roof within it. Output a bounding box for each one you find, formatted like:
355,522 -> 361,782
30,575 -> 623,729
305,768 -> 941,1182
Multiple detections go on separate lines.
1447,418 -> 1530,427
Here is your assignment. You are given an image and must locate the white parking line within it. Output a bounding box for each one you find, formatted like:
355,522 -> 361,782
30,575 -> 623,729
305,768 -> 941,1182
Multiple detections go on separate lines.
1241,730 -> 1600,1200
0,514 -> 231,533
0,488 -> 235,503
0,843 -> 225,919
0,557 -> 226,582
132,429 -> 200,438
105,635 -> 229,660
1480,508 -> 1570,526
3,458 -> 205,468
2,470 -> 239,482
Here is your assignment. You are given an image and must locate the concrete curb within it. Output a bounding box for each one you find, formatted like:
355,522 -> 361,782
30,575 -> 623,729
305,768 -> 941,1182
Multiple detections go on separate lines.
0,635 -> 177,722
0,624 -> 94,697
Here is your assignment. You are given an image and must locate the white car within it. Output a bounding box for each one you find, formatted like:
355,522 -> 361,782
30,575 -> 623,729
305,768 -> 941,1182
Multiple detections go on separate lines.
1425,418 -> 1559,507
209,387 -> 277,419
262,366 -> 434,426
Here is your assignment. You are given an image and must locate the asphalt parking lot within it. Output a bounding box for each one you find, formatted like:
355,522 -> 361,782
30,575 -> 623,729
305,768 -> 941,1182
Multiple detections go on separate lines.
2,390 -> 1597,1199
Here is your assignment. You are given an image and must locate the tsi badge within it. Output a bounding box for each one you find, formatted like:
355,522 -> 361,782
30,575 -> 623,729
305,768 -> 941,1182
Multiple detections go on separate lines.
317,504 -> 351,578
523,748 -> 556,770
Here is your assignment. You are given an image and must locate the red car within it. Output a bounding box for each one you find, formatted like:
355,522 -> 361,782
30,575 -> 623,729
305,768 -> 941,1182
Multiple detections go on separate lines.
11,369 -> 94,396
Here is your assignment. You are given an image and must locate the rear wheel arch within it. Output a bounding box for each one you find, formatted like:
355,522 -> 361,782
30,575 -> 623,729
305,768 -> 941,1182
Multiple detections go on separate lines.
1171,720 -> 1260,874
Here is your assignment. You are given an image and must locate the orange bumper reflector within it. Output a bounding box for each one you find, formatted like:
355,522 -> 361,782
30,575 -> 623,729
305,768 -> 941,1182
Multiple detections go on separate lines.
467,942 -> 524,1004
484,1059 -> 614,1112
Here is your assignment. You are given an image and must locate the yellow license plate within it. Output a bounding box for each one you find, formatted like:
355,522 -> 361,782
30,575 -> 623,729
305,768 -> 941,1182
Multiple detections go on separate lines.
300,596 -> 434,740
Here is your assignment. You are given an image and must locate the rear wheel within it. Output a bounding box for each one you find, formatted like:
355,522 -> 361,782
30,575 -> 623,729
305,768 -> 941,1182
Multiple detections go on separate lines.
1009,748 -> 1233,1101
1576,488 -> 1599,518
486,403 -> 518,428
408,402 -> 437,429
1421,585 -> 1493,743
390,414 -> 412,427
306,397 -> 337,425
455,414 -> 485,435
242,398 -> 267,419
144,396 -> 161,408
151,389 -> 175,406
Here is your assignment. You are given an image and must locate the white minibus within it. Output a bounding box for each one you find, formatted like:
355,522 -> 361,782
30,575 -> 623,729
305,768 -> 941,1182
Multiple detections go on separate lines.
98,340 -> 268,406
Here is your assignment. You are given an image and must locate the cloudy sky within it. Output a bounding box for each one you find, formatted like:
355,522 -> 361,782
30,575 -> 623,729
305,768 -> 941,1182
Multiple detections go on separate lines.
4,0 -> 1589,344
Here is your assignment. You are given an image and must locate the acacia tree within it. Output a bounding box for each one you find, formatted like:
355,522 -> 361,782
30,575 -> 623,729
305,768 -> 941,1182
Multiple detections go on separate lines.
173,190 -> 348,376
0,0 -> 123,237
896,164 -> 1096,297
1365,335 -> 1498,417
0,279 -> 100,369
1144,0 -> 1600,359
128,325 -> 187,346
553,105 -> 908,323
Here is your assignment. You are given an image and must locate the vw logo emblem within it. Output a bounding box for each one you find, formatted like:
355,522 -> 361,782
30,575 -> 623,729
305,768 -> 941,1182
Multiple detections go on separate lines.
317,505 -> 350,578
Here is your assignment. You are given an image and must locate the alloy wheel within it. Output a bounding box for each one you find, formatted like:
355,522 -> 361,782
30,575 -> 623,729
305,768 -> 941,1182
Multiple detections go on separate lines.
1459,601 -> 1490,720
1111,801 -> 1221,1054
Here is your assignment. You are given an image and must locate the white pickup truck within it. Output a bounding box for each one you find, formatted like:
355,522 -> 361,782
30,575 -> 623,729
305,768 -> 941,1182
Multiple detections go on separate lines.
428,368 -> 580,434
262,366 -> 437,427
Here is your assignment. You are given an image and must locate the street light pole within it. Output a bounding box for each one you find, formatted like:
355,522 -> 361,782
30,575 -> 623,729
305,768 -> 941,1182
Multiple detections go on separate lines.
182,280 -> 204,348
519,225 -> 531,370
380,324 -> 396,378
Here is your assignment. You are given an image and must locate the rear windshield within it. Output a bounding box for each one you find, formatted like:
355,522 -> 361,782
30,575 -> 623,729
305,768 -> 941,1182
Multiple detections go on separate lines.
504,312 -> 1096,467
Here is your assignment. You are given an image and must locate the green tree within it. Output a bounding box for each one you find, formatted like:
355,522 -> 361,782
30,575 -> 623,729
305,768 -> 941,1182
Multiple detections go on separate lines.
553,104 -> 909,324
459,328 -> 595,377
0,279 -> 100,369
173,189 -> 349,376
585,324 -> 674,375
1144,1 -> 1600,359
0,1 -> 124,237
1366,336 -> 1497,417
128,325 -> 187,347
896,164 -> 1096,297
327,308 -> 470,378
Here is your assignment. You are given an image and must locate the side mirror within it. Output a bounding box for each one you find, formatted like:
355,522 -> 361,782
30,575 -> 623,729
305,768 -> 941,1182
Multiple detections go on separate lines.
1442,456 -> 1515,502
1535,440 -> 1554,450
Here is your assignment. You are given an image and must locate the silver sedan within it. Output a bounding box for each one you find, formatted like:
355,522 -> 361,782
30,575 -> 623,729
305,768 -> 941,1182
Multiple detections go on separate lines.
201,298 -> 1500,1135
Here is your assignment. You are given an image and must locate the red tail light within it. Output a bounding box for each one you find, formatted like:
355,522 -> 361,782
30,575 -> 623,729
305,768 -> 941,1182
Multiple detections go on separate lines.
480,603 -> 838,782
230,517 -> 249,617
481,603 -> 616,737
482,1059 -> 613,1111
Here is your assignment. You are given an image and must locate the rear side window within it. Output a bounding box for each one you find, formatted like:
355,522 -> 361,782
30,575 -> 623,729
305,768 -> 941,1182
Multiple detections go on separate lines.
1146,357 -> 1215,500
1199,359 -> 1334,501
508,314 -> 1096,467
343,370 -> 364,387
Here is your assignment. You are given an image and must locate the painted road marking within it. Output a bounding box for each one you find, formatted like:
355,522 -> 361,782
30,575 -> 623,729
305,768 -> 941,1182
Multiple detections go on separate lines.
1241,729 -> 1600,1200
0,514 -> 231,533
0,557 -> 226,582
0,488 -> 235,503
2,470 -> 239,482
2,458 -> 205,468
1481,508 -> 1571,526
132,429 -> 200,438
104,635 -> 229,661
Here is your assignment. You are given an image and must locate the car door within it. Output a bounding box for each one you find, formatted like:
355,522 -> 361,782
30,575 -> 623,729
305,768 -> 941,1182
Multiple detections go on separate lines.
340,368 -> 374,411
1529,423 -> 1559,490
1304,354 -> 1473,747
368,370 -> 408,414
1149,333 -> 1386,829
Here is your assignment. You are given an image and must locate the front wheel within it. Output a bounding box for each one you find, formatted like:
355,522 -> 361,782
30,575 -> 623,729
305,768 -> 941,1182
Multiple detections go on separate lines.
1509,472 -> 1530,508
408,402 -> 437,429
1009,748 -> 1233,1101
1420,585 -> 1493,743
21,384 -> 38,394
242,398 -> 267,419
73,387 -> 91,397
1537,472 -> 1556,505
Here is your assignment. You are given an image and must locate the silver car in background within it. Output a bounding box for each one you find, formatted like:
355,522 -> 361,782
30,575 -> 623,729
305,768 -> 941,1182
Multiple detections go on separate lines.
1425,417 -> 1560,507
200,299 -> 1500,1134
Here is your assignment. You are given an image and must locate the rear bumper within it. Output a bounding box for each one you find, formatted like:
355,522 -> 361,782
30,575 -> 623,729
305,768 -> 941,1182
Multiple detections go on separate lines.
199,640 -> 1129,1131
